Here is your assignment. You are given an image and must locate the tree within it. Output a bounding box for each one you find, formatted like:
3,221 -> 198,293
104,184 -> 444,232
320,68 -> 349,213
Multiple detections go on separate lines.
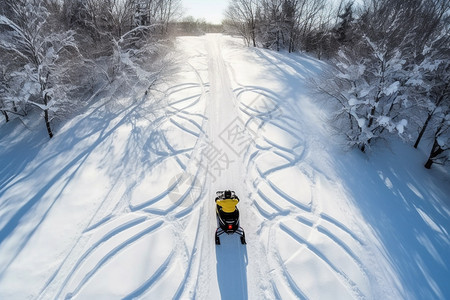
410,34 -> 450,168
257,0 -> 284,50
134,0 -> 182,34
315,0 -> 450,156
0,59 -> 13,123
409,37 -> 450,150
0,59 -> 29,123
317,35 -> 410,152
334,1 -> 354,45
225,0 -> 259,47
424,115 -> 449,169
0,74 -> 10,123
0,1 -> 80,138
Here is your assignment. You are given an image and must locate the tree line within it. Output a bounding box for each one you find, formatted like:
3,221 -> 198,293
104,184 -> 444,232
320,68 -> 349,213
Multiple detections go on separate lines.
176,16 -> 224,35
0,0 -> 181,138
224,0 -> 338,55
1,0 -> 448,169
225,0 -> 449,169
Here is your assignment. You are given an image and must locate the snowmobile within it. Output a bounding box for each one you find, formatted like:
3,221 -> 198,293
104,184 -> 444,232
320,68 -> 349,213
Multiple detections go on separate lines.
215,190 -> 246,245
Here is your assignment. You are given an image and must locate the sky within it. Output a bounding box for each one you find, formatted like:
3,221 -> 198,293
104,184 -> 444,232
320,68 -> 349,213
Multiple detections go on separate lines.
181,0 -> 229,24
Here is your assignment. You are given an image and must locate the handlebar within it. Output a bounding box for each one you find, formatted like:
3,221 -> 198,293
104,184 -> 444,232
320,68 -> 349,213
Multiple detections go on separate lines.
216,190 -> 236,197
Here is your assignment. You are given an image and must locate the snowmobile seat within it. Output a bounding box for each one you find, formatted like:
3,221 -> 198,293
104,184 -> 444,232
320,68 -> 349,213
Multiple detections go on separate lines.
217,207 -> 239,222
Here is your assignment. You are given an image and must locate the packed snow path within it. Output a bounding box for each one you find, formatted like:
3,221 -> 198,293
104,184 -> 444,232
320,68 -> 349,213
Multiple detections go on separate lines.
0,34 -> 449,299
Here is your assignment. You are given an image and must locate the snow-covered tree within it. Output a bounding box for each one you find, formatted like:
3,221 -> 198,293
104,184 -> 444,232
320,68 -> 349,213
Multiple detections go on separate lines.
318,38 -> 409,152
408,36 -> 449,148
424,115 -> 449,169
0,75 -> 10,123
0,60 -> 14,123
105,25 -> 168,92
225,0 -> 259,47
0,60 -> 35,123
334,1 -> 354,45
255,0 -> 301,52
257,0 -> 284,50
0,1 -> 80,138
403,30 -> 450,168
316,0 -> 449,158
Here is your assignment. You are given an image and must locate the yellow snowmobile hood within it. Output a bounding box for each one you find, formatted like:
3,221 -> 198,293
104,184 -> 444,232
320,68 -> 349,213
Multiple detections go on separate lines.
216,198 -> 239,213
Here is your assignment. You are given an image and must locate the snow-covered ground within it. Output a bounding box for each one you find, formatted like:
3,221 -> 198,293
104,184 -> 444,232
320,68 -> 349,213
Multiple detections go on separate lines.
0,34 -> 449,299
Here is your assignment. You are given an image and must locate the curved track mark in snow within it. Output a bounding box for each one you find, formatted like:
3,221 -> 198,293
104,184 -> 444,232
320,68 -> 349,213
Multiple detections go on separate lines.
319,212 -> 365,246
122,251 -> 175,300
279,223 -> 366,299
267,180 -> 312,212
295,216 -> 368,276
269,235 -> 309,300
62,220 -> 164,299
170,118 -> 200,137
256,189 -> 291,217
176,113 -> 206,135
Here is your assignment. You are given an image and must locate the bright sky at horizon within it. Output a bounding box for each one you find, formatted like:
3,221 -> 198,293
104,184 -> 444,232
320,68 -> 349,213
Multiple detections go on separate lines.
181,0 -> 229,24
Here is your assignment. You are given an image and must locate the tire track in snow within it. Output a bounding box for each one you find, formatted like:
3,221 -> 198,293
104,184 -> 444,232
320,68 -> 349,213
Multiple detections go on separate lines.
319,212 -> 365,246
279,223 -> 365,299
171,209 -> 203,299
175,113 -> 206,135
122,251 -> 175,300
268,224 -> 309,300
170,118 -> 201,137
155,48 -> 216,299
295,215 -> 368,277
59,49 -> 209,299
31,37 -> 213,300
61,219 -> 164,299
127,55 -> 210,298
236,81 -> 368,298
142,166 -> 203,215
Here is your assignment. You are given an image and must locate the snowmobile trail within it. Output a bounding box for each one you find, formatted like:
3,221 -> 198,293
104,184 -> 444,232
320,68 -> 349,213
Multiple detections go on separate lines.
202,34 -> 251,299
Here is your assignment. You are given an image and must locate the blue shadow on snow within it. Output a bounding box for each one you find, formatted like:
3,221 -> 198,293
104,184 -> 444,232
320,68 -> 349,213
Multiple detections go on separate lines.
216,233 -> 248,300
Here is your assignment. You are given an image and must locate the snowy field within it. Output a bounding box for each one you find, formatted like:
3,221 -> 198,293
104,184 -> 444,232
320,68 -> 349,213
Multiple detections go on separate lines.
0,34 -> 449,299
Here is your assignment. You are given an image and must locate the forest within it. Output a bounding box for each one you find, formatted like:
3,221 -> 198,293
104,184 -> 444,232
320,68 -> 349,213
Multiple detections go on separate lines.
225,0 -> 449,169
0,0 -> 181,137
0,0 -> 449,169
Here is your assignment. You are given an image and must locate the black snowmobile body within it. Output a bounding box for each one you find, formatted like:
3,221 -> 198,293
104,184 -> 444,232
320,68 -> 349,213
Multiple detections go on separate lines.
215,191 -> 246,245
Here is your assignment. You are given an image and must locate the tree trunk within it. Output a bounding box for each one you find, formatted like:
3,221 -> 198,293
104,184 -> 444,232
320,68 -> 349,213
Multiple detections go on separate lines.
424,157 -> 433,169
43,92 -> 53,138
276,30 -> 280,51
415,92 -> 446,148
252,29 -> 256,47
367,100 -> 378,128
360,144 -> 366,153
44,109 -> 53,138
2,110 -> 9,123
414,112 -> 432,148
424,138 -> 444,169
251,20 -> 256,47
